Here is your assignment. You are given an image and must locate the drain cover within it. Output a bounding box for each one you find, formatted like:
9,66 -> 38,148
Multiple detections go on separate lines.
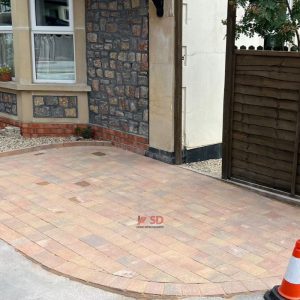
92,152 -> 105,157
34,152 -> 45,156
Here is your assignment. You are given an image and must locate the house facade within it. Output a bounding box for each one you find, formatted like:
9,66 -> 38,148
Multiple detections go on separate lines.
0,0 -> 179,161
2,0 -> 261,164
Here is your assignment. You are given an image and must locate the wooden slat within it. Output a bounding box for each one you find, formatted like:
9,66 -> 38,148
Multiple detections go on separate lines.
232,159 -> 292,181
233,131 -> 294,152
236,65 -> 300,75
232,167 -> 291,191
235,94 -> 298,111
232,149 -> 292,172
236,55 -> 300,69
236,70 -> 300,83
233,103 -> 297,121
233,121 -> 296,141
235,85 -> 299,101
232,140 -> 293,163
233,113 -> 296,132
236,50 -> 300,58
236,75 -> 300,91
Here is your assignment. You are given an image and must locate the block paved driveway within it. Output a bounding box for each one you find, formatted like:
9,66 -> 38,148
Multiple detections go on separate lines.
0,145 -> 299,298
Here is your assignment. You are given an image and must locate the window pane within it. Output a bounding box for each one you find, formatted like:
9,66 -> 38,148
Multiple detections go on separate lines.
0,0 -> 12,26
0,33 -> 14,72
34,34 -> 75,81
35,0 -> 70,27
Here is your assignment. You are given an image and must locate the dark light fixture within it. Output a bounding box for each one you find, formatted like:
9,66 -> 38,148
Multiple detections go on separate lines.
152,0 -> 164,17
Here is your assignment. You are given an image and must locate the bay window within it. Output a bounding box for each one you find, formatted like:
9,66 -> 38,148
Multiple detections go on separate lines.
0,0 -> 14,74
30,0 -> 75,83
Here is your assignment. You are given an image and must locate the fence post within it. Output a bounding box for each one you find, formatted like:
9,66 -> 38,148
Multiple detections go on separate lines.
222,0 -> 237,179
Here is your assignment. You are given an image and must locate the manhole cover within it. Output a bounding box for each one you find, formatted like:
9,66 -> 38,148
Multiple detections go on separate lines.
92,152 -> 105,157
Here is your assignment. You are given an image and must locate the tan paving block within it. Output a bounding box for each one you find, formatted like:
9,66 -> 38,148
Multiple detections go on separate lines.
242,279 -> 269,292
15,240 -> 44,256
222,281 -> 247,294
144,282 -> 165,296
233,261 -> 267,276
0,224 -> 22,243
262,276 -> 282,289
199,283 -> 225,296
181,284 -> 202,296
32,250 -> 66,269
126,279 -> 147,294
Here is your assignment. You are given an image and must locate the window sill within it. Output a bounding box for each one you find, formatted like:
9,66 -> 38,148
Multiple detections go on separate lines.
0,81 -> 91,92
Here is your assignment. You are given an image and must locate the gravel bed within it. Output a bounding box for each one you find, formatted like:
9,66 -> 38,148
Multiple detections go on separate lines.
183,159 -> 222,178
0,136 -> 74,153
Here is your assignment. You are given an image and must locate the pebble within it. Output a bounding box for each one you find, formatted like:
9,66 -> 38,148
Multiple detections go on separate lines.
0,136 -> 74,153
184,159 -> 222,178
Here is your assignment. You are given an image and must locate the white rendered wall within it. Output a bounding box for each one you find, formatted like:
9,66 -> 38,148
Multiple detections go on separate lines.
182,1 -> 263,151
182,0 -> 227,150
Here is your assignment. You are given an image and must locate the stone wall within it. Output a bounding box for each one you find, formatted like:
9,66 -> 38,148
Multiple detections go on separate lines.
86,0 -> 149,138
0,92 -> 17,116
33,96 -> 78,118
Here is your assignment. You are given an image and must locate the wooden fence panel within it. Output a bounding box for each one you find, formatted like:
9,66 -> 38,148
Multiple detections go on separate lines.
229,50 -> 300,196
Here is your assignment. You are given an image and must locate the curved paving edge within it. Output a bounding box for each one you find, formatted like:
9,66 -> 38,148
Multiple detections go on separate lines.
0,141 -> 112,158
0,236 -> 274,299
0,144 -> 282,298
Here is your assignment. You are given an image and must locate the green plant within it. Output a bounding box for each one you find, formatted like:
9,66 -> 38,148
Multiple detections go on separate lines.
81,126 -> 93,139
74,126 -> 81,136
0,65 -> 12,75
226,0 -> 300,50
74,126 -> 93,139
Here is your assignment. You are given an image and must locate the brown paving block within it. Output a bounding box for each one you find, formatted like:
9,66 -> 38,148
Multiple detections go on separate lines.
55,261 -> 79,276
32,250 -> 66,269
15,240 -> 44,256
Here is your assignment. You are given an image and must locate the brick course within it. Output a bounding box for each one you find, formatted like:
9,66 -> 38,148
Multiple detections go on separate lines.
0,116 -> 148,154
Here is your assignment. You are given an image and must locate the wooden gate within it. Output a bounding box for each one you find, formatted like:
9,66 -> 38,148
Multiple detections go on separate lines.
222,3 -> 300,197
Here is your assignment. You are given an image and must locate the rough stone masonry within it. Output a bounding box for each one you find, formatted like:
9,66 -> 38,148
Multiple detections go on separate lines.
86,0 -> 149,138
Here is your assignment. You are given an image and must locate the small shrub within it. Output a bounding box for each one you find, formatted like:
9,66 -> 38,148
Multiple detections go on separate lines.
74,126 -> 81,136
81,126 -> 94,139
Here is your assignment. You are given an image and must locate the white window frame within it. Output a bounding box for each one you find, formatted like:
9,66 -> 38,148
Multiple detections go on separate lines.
0,1 -> 14,77
0,1 -> 12,31
30,0 -> 76,84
